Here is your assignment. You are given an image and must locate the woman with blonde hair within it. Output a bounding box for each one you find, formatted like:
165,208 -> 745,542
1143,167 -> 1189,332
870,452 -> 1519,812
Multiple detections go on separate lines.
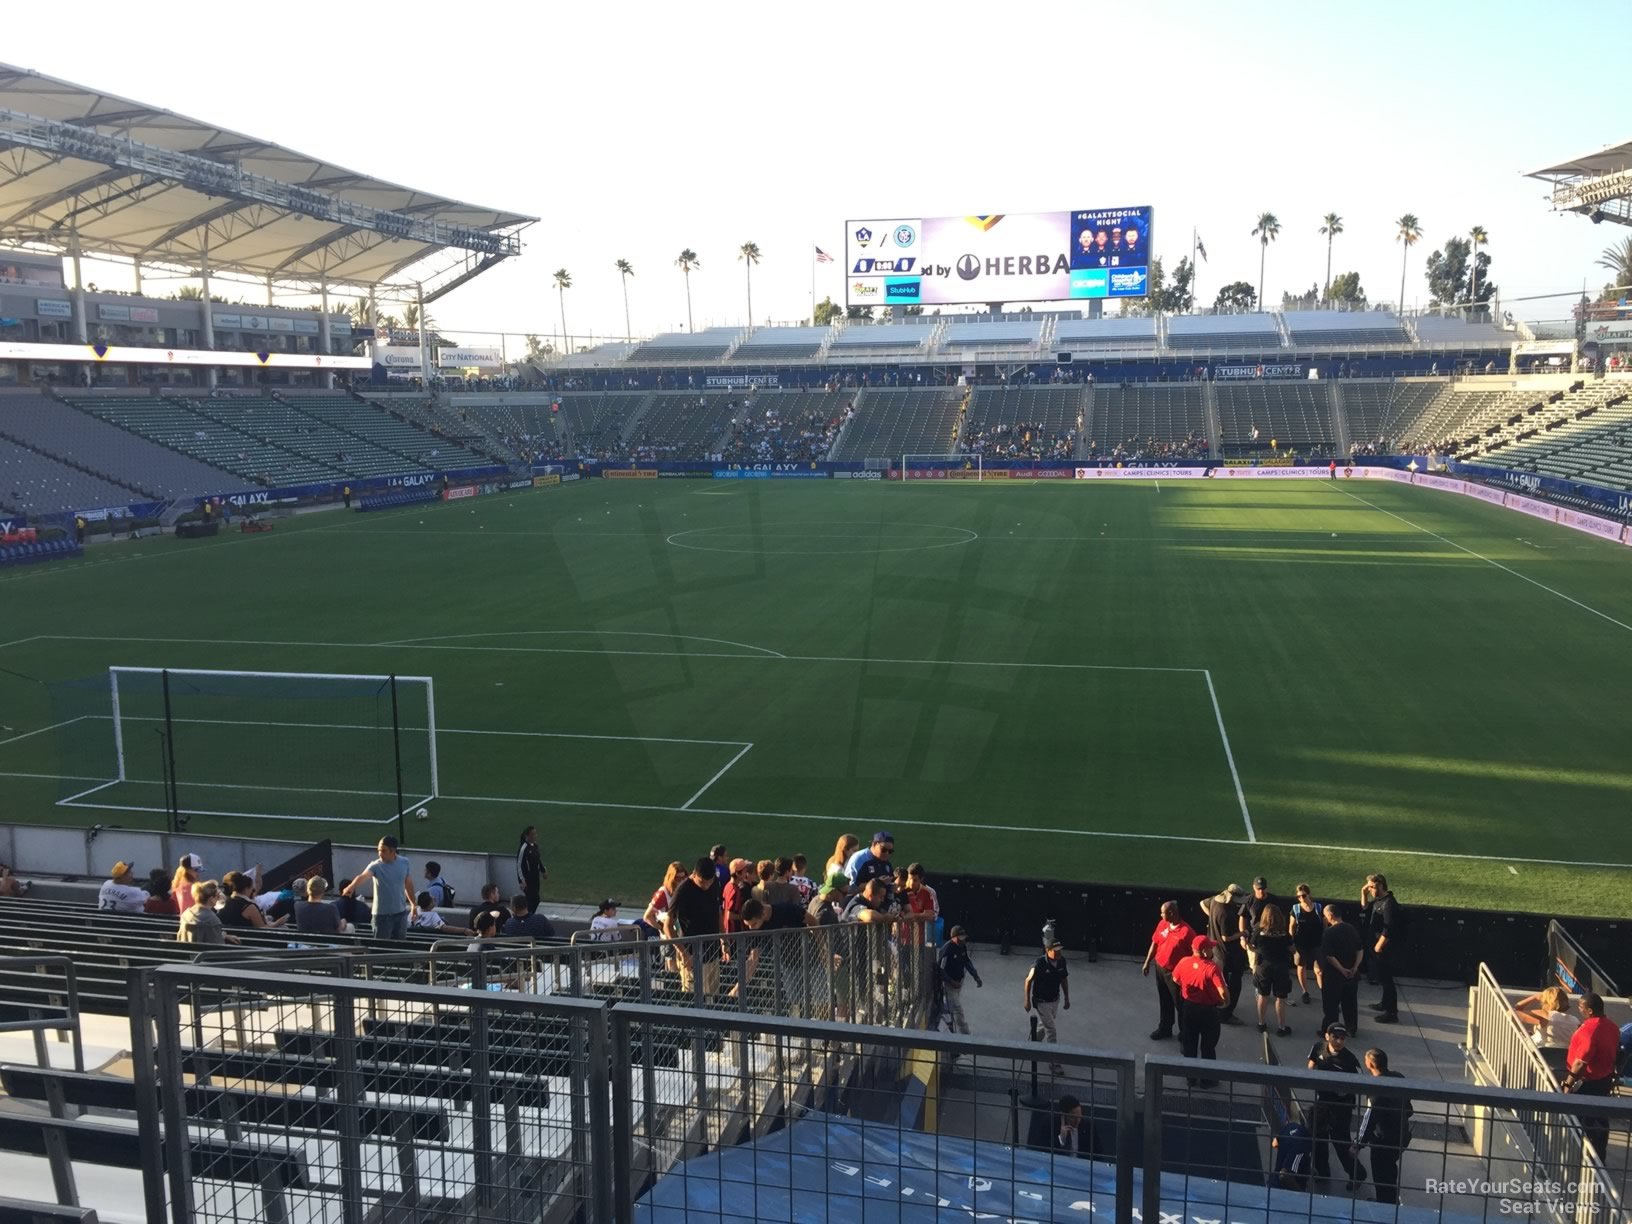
170,854 -> 203,915
1513,985 -> 1580,1051
178,881 -> 239,945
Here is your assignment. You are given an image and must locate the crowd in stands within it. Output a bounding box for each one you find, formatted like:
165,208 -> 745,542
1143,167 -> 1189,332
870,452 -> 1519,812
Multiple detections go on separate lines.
1084,432 -> 1209,463
718,397 -> 854,465
958,418 -> 1079,460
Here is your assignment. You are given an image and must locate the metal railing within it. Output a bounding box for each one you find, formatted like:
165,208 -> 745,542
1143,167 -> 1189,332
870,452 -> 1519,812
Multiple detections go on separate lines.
12,961 -> 1628,1222
0,955 -> 83,1070
1465,961 -> 1621,1219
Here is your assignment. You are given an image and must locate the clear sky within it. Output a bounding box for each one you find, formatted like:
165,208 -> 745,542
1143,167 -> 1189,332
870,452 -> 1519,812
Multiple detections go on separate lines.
6,0 -> 1625,346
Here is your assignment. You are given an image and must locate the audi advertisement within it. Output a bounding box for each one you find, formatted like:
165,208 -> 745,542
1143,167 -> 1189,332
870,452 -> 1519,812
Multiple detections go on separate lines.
843,208 -> 1152,307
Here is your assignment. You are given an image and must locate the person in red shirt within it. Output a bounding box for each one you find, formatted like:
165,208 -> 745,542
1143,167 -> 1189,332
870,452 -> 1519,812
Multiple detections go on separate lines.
1141,901 -> 1194,1042
1562,992 -> 1621,1156
1171,934 -> 1228,1074
720,858 -> 756,935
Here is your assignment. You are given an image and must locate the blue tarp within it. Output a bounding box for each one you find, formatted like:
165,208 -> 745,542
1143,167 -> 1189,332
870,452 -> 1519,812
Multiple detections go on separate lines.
634,1114 -> 1461,1222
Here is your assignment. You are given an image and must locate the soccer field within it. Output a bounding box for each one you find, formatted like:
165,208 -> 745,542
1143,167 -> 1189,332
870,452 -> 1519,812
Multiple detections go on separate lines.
3,475 -> 1631,916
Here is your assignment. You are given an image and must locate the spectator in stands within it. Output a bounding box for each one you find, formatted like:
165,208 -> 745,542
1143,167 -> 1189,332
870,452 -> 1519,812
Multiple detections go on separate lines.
422,862 -> 454,909
467,910 -> 500,952
469,883 -> 509,935
1561,992 -> 1621,1156
1248,904 -> 1295,1037
178,881 -> 239,945
789,854 -> 816,904
295,877 -> 351,935
722,858 -> 756,933
588,899 -> 624,941
98,861 -> 149,913
339,837 -> 417,941
1290,884 -> 1323,1005
0,863 -> 20,898
501,893 -> 556,940
1318,904 -> 1363,1037
840,876 -> 895,926
845,831 -> 896,904
143,868 -> 175,916
1353,1047 -> 1412,1204
638,862 -> 685,944
1024,938 -> 1071,1074
904,863 -> 940,933
666,857 -> 723,998
170,853 -> 204,914
710,845 -> 731,893
937,925 -> 983,1035
825,835 -> 859,884
1513,985 -> 1581,1054
1172,934 -> 1226,1078
516,827 -> 545,913
1141,900 -> 1193,1042
1361,874 -> 1401,1023
221,870 -> 286,929
1306,1024 -> 1361,1187
1200,884 -> 1248,1023
413,891 -> 468,935
806,873 -> 848,925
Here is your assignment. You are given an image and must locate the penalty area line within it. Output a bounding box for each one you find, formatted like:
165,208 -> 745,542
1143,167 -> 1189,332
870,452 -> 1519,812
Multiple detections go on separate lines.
1204,670 -> 1255,843
680,743 -> 754,810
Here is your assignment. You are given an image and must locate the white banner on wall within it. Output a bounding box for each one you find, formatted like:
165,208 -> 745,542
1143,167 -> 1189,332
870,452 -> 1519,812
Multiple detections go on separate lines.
437,346 -> 502,369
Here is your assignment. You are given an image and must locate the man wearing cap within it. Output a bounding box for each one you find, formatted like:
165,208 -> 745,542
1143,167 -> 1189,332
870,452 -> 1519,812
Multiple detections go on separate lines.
98,862 -> 149,913
1171,934 -> 1227,1072
845,831 -> 897,905
1306,1024 -> 1362,1185
1142,900 -> 1194,1042
807,871 -> 848,925
1200,884 -> 1249,1023
721,858 -> 756,934
1024,938 -> 1070,1073
938,926 -> 983,1035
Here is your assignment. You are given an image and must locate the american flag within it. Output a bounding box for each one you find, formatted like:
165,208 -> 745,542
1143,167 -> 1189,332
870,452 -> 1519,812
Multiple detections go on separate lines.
814,245 -> 834,263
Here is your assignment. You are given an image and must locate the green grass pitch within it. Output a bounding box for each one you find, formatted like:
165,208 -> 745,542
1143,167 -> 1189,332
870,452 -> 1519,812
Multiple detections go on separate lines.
3,475 -> 1630,916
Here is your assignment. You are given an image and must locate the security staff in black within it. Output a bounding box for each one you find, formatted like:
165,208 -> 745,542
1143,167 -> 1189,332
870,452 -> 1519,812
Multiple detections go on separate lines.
1361,873 -> 1402,1023
1306,1024 -> 1361,1185
1354,1047 -> 1413,1205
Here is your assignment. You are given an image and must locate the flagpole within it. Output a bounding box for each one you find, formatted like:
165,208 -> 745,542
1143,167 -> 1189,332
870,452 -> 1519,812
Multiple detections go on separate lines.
1190,226 -> 1198,313
811,241 -> 816,325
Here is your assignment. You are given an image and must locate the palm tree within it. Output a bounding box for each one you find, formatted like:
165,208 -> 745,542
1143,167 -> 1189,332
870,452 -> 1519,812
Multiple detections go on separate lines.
1467,225 -> 1489,305
1601,235 -> 1632,288
1318,213 -> 1344,299
675,249 -> 700,331
615,259 -> 634,340
1395,214 -> 1423,311
552,269 -> 572,352
1250,212 -> 1280,309
738,242 -> 761,325
401,302 -> 436,338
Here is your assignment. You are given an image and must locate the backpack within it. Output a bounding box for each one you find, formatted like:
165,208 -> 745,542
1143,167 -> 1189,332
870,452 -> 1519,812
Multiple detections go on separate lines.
429,877 -> 457,908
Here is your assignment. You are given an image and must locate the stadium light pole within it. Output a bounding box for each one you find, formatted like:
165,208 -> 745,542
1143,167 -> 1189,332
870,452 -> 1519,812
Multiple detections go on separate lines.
416,283 -> 430,388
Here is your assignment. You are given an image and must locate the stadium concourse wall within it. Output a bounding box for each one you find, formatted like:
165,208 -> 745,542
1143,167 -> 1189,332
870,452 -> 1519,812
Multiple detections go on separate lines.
5,819 -> 1629,989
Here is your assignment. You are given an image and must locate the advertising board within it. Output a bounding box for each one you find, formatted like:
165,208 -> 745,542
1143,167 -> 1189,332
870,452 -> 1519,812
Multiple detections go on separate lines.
844,207 -> 1152,306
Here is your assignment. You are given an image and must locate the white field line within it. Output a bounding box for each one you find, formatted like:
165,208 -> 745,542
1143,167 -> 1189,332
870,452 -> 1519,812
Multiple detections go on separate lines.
680,743 -> 753,811
376,629 -> 788,658
0,635 -> 46,650
1204,670 -> 1256,843
0,715 -> 88,747
1332,486 -> 1632,635
56,798 -> 398,825
14,635 -> 1209,675
57,779 -> 121,804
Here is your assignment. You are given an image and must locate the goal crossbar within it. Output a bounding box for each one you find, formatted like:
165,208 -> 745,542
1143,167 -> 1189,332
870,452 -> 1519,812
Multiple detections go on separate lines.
900,452 -> 982,481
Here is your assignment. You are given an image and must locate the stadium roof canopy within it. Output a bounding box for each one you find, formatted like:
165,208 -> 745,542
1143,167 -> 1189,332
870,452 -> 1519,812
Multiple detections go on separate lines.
0,63 -> 537,300
1526,139 -> 1632,228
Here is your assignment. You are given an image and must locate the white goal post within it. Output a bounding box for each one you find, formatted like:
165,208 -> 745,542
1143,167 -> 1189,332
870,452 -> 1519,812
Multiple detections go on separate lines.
82,667 -> 441,828
899,452 -> 982,482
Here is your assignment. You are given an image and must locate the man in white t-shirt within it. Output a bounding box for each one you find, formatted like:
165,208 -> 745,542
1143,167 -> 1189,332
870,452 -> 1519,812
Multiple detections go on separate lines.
411,891 -> 469,935
98,862 -> 148,913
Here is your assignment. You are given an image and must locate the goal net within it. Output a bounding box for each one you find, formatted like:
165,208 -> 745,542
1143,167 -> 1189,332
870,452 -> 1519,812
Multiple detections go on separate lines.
51,668 -> 438,830
897,453 -> 983,482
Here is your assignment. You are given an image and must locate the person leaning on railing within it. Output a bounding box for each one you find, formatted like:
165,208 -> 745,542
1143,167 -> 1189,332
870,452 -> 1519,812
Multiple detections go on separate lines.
1512,985 -> 1581,1056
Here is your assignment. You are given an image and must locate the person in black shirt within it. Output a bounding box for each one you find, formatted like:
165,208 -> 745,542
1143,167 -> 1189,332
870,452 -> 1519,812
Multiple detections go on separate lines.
1317,904 -> 1363,1038
1024,940 -> 1070,1074
666,857 -> 723,998
1025,1093 -> 1089,1158
515,826 -> 545,913
1200,884 -> 1247,1022
468,883 -> 508,934
1306,1024 -> 1361,1185
1240,876 -> 1287,939
1353,1047 -> 1412,1204
1361,874 -> 1402,1023
1247,903 -> 1295,1037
